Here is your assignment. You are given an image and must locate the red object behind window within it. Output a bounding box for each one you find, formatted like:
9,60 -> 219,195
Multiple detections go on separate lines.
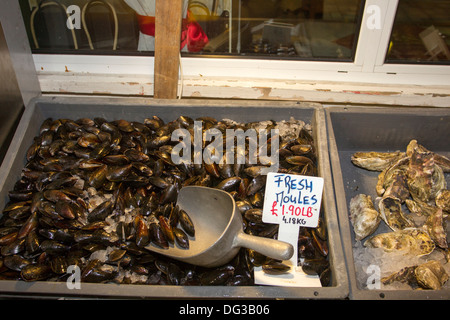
136,10 -> 208,52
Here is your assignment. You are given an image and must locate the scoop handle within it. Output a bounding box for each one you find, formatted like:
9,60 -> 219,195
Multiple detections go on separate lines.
233,231 -> 294,261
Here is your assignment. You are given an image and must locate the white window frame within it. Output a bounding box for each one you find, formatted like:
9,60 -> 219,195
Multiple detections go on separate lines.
34,0 -> 450,107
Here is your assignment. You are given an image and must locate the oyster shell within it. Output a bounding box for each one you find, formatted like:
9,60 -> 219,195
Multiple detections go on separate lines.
407,139 -> 450,173
382,169 -> 410,202
364,228 -> 435,256
405,199 -> 437,216
436,189 -> 450,212
423,207 -> 448,249
351,151 -> 406,172
406,150 -> 446,204
415,260 -> 449,290
378,196 -> 415,231
381,265 -> 416,287
376,157 -> 409,197
349,194 -> 381,241
381,260 -> 448,290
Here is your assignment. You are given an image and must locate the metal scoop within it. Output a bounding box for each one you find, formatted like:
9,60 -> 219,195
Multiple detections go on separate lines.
145,186 -> 294,268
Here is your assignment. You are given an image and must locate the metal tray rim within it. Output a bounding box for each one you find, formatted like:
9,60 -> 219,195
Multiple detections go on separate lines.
0,96 -> 348,299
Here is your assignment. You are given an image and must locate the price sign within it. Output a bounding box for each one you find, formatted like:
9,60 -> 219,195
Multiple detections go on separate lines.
262,172 -> 323,228
255,172 -> 324,287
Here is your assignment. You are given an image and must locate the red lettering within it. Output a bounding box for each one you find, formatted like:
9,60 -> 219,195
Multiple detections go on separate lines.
307,207 -> 313,217
271,201 -> 278,216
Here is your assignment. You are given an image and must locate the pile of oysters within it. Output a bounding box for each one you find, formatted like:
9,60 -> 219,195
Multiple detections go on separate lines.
349,139 -> 449,290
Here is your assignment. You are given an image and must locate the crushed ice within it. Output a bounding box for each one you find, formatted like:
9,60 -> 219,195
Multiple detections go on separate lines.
353,240 -> 450,290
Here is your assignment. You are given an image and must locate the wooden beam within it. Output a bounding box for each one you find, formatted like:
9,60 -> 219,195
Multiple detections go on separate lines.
154,0 -> 183,99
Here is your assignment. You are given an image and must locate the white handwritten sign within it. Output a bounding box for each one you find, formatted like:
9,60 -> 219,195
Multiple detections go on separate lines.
262,172 -> 323,228
254,173 -> 324,287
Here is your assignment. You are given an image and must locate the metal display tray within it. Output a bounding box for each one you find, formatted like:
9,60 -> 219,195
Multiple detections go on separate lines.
326,106 -> 450,300
0,96 -> 348,299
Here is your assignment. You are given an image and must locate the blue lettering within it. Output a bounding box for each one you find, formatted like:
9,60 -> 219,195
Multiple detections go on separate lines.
303,196 -> 310,205
298,179 -> 313,192
291,178 -> 297,192
275,191 -> 284,203
298,179 -> 305,190
289,194 -> 297,203
274,174 -> 284,188
284,175 -> 291,193
305,179 -> 313,192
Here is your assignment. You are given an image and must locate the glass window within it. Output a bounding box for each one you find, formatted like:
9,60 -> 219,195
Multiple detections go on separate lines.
20,0 -> 140,53
21,0 -> 364,61
385,0 -> 450,64
192,0 -> 364,60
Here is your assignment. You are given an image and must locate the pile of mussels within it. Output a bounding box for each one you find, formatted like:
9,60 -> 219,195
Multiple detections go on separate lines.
0,115 -> 330,286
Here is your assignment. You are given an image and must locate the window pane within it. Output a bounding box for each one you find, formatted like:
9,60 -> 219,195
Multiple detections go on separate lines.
385,0 -> 450,64
21,0 -> 363,61
20,0 -> 140,53
190,0 -> 364,60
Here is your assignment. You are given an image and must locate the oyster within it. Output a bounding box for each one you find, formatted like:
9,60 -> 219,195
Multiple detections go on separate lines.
405,199 -> 437,216
405,139 -> 426,157
378,196 -> 415,231
351,151 -> 406,171
423,207 -> 448,249
436,189 -> 450,212
349,194 -> 381,241
415,260 -> 449,290
376,157 -> 409,197
434,154 -> 450,173
381,265 -> 416,287
364,228 -> 435,256
382,169 -> 410,202
381,260 -> 448,290
407,139 -> 450,173
406,150 -> 446,204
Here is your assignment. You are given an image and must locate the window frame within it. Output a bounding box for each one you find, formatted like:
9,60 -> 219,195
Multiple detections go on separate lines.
33,0 -> 450,106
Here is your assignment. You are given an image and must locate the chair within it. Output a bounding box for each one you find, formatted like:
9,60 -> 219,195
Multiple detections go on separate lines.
30,0 -> 78,49
82,0 -> 119,50
419,25 -> 450,61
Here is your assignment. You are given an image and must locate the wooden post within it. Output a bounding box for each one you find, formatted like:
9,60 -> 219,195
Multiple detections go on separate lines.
154,0 -> 183,99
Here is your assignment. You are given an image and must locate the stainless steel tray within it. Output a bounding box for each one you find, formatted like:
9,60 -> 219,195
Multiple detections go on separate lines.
326,106 -> 450,300
0,96 -> 348,299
